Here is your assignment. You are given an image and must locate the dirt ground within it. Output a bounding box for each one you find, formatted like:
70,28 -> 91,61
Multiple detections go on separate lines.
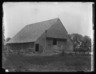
3,53 -> 91,72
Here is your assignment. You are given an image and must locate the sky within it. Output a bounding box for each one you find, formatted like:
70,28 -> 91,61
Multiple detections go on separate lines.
3,2 -> 93,39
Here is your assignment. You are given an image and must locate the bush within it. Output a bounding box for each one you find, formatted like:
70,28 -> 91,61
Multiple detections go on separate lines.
69,33 -> 91,54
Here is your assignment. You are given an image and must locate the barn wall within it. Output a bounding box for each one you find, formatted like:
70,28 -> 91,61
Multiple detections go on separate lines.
36,31 -> 68,55
7,42 -> 35,54
35,32 -> 46,54
46,38 -> 67,54
57,40 -> 66,50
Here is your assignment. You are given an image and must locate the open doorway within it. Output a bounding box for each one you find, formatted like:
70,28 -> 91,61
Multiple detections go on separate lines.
53,39 -> 57,45
35,44 -> 39,52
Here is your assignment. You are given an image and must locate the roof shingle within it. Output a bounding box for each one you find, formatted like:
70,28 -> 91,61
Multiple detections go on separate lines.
7,18 -> 59,44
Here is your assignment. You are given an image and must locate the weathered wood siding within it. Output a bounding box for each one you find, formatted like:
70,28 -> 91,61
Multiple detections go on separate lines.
46,39 -> 67,53
36,32 -> 46,53
7,42 -> 35,54
36,31 -> 69,55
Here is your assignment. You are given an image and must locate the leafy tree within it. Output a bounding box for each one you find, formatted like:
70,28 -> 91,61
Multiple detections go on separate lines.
69,33 -> 83,52
69,33 -> 91,54
81,36 -> 91,53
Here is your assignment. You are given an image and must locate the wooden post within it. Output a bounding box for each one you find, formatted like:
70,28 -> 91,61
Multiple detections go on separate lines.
45,30 -> 47,52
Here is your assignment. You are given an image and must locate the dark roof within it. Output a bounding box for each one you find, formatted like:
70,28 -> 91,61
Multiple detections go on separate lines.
7,18 -> 60,44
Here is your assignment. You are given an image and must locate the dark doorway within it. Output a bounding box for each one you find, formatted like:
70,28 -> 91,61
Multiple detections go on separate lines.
35,44 -> 39,52
53,39 -> 57,45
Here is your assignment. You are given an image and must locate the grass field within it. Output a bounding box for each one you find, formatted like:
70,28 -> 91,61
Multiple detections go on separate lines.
3,53 -> 91,72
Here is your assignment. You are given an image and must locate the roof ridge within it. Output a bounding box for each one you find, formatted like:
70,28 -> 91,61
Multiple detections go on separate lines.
27,17 -> 60,26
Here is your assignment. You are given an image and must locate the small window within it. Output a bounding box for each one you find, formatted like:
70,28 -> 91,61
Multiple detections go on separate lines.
53,39 -> 57,45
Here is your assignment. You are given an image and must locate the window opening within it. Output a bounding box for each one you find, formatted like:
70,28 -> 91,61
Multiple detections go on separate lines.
53,39 -> 57,45
35,44 -> 39,52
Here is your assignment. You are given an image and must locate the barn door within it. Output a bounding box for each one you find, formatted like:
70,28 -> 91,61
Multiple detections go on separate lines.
35,44 -> 39,52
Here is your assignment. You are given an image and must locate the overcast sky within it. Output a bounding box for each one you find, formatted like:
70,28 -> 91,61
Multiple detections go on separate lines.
3,2 -> 93,39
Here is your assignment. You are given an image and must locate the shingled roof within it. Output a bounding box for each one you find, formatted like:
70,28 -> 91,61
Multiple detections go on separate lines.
7,18 -> 67,44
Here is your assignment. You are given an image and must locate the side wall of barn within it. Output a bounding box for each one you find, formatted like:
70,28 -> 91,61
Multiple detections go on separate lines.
6,42 -> 35,54
46,38 -> 67,54
35,32 -> 47,54
36,32 -> 68,55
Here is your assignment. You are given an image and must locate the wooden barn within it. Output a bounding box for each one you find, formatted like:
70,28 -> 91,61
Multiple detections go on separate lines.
6,18 -> 73,56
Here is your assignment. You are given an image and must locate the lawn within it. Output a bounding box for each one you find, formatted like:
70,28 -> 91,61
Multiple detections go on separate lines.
3,53 -> 91,72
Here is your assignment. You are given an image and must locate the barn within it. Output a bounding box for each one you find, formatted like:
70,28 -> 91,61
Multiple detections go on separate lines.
6,18 -> 73,56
